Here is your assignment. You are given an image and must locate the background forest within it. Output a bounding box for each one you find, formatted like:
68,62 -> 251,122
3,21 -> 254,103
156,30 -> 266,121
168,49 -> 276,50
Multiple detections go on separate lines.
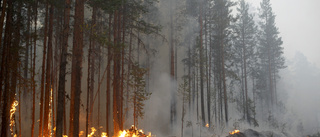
0,0 -> 319,137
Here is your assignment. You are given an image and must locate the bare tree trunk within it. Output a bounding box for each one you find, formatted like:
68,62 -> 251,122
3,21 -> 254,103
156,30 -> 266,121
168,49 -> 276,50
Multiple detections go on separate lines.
221,40 -> 228,125
243,37 -> 249,122
56,0 -> 71,136
126,27 -> 133,119
169,2 -> 176,130
113,10 -> 121,136
69,0 -> 84,136
106,13 -> 112,137
1,1 -> 13,135
86,6 -> 96,136
39,3 -> 49,137
31,1 -> 37,137
199,2 -> 205,126
0,0 -> 7,103
268,45 -> 273,110
43,4 -> 54,136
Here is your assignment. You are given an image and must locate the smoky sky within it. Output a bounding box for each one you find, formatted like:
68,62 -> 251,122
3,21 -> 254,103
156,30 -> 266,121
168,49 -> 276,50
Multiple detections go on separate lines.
244,0 -> 320,67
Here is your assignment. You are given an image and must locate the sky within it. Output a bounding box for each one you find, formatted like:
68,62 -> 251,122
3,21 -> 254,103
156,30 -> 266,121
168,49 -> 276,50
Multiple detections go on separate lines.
245,0 -> 320,67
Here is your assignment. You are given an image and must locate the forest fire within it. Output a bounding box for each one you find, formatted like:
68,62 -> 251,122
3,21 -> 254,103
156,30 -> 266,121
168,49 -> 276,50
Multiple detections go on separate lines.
88,127 -> 97,137
229,130 -> 240,135
61,125 -> 152,137
10,100 -> 19,136
116,125 -> 152,137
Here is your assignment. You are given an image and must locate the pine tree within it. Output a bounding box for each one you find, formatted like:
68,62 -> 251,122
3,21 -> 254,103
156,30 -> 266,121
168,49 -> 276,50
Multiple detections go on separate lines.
211,0 -> 235,125
234,0 -> 258,124
257,0 -> 285,112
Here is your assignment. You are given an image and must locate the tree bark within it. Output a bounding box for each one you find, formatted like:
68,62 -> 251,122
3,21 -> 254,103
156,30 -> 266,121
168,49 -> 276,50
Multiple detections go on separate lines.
31,1 -> 37,137
0,0 -> 7,103
113,10 -> 121,136
43,4 -> 54,136
106,13 -> 112,137
199,2 -> 205,126
39,3 -> 49,137
0,1 -> 13,136
69,0 -> 84,136
56,0 -> 70,135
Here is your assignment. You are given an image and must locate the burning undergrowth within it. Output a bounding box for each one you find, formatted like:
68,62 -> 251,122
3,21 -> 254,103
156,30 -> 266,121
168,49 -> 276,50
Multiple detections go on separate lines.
74,125 -> 154,137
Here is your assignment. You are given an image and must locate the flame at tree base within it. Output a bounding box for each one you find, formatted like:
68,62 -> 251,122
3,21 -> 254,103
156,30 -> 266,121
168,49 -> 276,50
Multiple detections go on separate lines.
61,125 -> 153,137
10,100 -> 19,136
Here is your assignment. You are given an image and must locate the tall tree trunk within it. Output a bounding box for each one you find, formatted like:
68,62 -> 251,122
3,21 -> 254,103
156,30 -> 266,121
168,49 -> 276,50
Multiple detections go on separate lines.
243,37 -> 249,123
86,5 -> 96,136
43,4 -> 54,136
113,10 -> 121,136
69,0 -> 84,136
24,4 -> 31,99
0,1 -> 13,136
199,2 -> 205,126
56,0 -> 71,136
0,0 -> 7,103
169,2 -> 176,129
31,1 -> 38,137
11,1 -> 21,136
207,27 -> 212,127
39,3 -> 48,137
126,27 -> 133,119
106,13 -> 112,137
221,40 -> 228,125
268,44 -> 273,110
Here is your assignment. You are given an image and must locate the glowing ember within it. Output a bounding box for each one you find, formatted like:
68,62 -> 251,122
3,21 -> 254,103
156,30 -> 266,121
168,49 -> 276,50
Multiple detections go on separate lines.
119,130 -> 127,137
229,129 -> 240,135
205,123 -> 209,128
101,132 -> 107,137
88,127 -> 97,137
79,131 -> 84,136
10,100 -> 19,136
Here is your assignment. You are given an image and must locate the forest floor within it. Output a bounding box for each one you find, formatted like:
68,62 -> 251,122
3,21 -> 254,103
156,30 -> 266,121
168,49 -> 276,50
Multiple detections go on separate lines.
226,129 -> 320,137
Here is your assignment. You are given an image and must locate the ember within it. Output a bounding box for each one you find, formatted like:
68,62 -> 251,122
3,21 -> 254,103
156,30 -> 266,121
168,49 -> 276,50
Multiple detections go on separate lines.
10,100 -> 18,136
229,130 -> 240,135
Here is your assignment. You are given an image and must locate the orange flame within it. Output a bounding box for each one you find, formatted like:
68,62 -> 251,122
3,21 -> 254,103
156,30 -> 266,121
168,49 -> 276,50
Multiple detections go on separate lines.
62,126 -> 152,137
10,100 -> 19,136
229,129 -> 240,135
101,132 -> 107,137
48,88 -> 53,136
205,123 -> 209,128
119,130 -> 127,137
88,127 -> 97,137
